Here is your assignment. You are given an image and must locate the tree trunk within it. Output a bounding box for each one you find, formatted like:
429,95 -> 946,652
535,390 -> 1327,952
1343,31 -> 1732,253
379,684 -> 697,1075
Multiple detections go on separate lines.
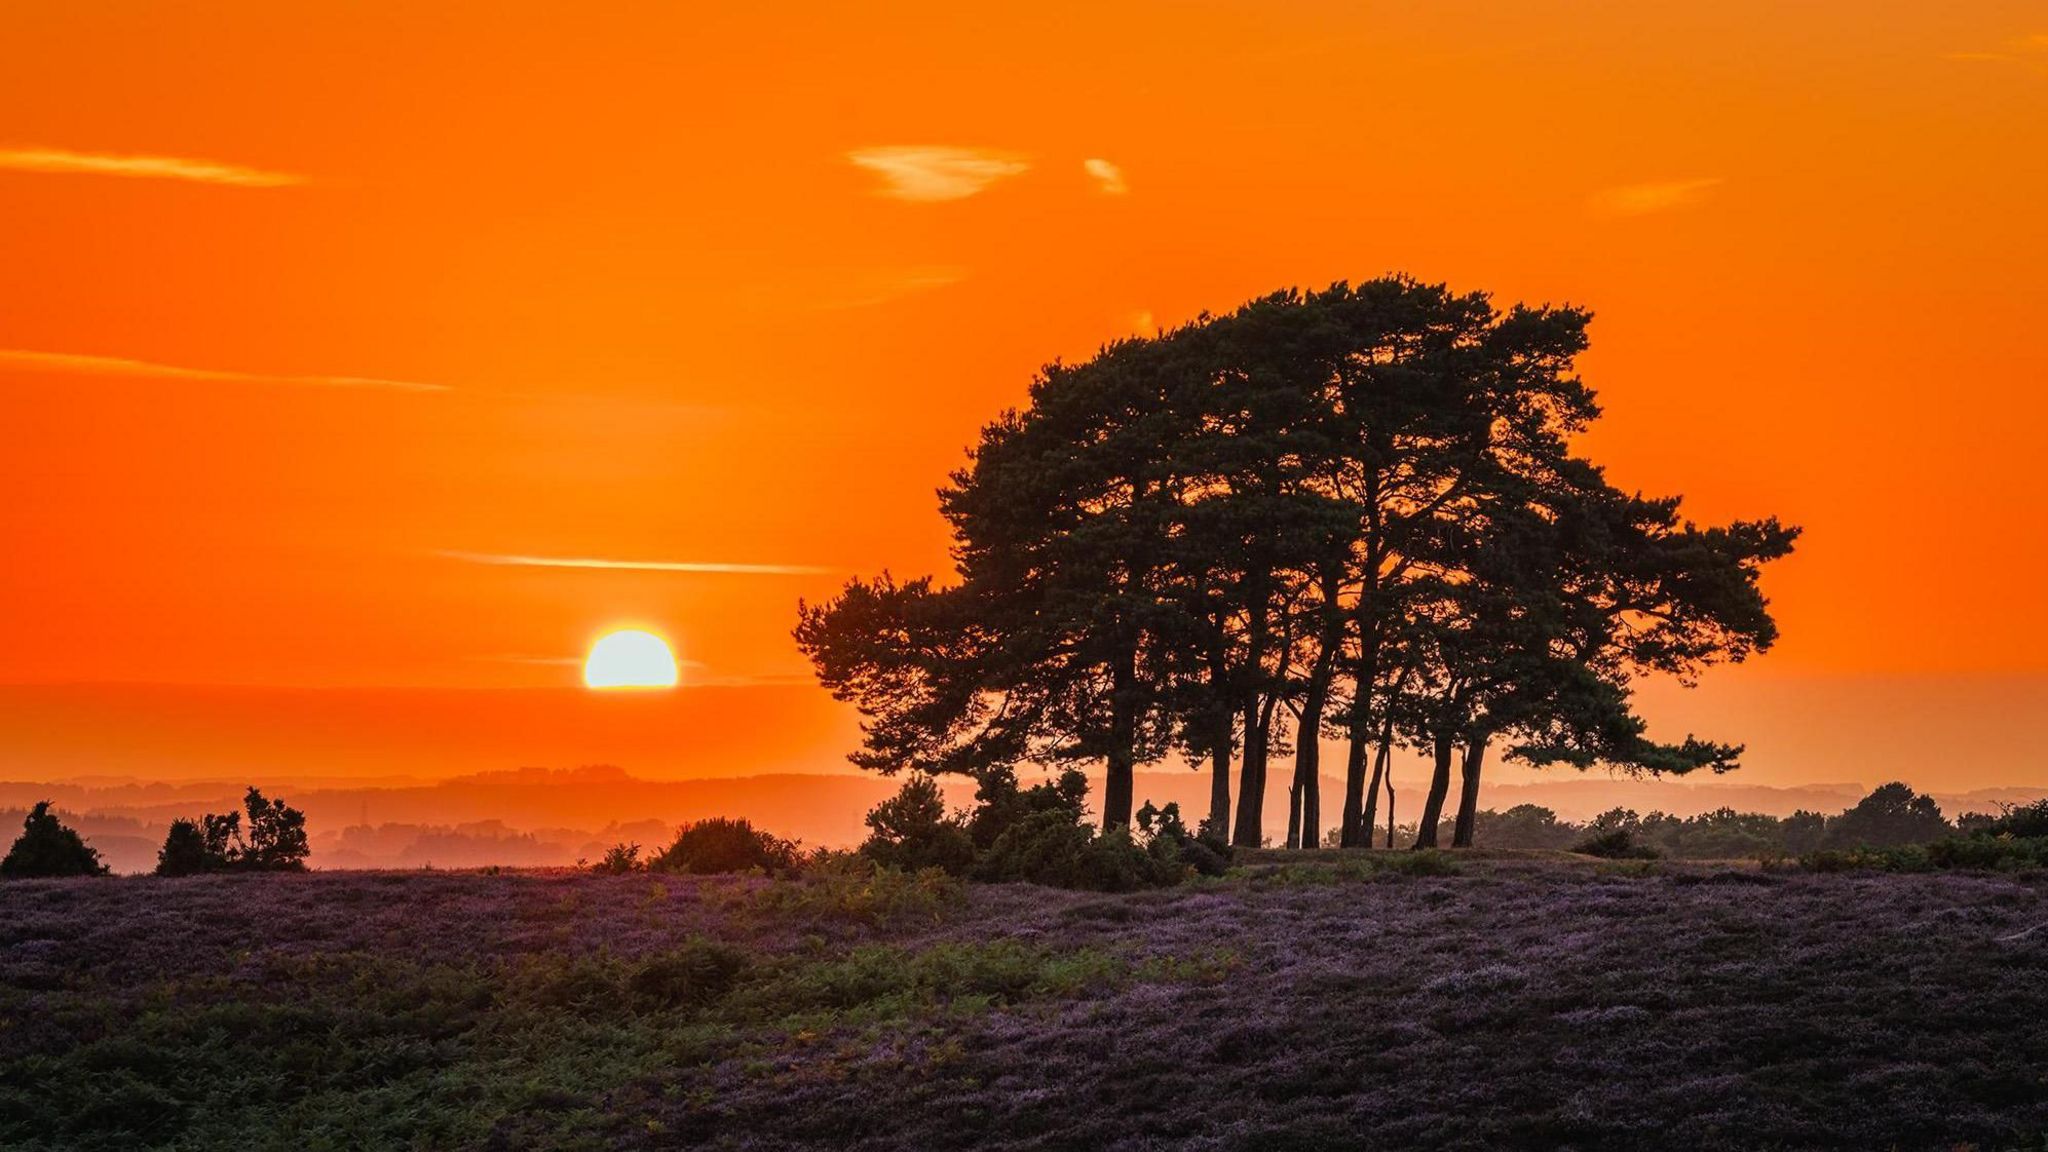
1231,700 -> 1267,847
1412,733 -> 1454,848
1285,781 -> 1301,850
1101,648 -> 1137,831
1207,733 -> 1231,841
1292,684 -> 1329,852
1362,718 -> 1391,846
1383,768 -> 1396,849
1451,736 -> 1488,848
1340,709 -> 1369,848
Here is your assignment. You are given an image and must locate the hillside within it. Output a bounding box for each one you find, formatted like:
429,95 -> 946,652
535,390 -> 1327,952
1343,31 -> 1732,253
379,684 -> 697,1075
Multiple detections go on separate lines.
4,856 -> 2045,1149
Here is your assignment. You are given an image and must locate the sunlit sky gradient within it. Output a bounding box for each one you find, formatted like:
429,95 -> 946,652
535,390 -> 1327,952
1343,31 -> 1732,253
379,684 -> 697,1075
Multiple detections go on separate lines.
3,2 -> 2045,788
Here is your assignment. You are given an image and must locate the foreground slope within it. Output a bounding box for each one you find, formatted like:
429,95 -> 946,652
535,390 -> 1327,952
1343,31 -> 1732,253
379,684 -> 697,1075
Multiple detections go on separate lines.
3,858 -> 2045,1150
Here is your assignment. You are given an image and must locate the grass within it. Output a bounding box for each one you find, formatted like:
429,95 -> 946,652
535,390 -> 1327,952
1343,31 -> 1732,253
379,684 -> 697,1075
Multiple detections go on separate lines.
3,859 -> 2047,1149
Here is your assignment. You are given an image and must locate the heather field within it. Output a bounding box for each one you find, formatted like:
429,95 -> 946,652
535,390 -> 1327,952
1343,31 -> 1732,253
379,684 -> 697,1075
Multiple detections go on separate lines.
5,857 -> 2047,1151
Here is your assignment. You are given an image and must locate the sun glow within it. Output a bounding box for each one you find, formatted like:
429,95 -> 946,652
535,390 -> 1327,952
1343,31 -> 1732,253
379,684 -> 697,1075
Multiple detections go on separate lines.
582,629 -> 679,689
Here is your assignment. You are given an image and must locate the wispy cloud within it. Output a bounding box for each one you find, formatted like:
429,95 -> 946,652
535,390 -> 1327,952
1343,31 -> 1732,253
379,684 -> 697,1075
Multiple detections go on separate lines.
817,265 -> 967,309
1082,158 -> 1128,195
1942,32 -> 2048,68
847,146 -> 1029,202
1588,177 -> 1724,217
440,551 -> 830,576
0,349 -> 447,393
0,147 -> 304,187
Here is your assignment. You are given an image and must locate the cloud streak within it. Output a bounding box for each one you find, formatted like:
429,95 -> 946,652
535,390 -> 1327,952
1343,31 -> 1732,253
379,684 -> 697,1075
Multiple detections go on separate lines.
1589,177 -> 1724,216
1083,158 -> 1128,195
847,146 -> 1029,201
440,551 -> 830,576
0,147 -> 304,187
0,349 -> 448,393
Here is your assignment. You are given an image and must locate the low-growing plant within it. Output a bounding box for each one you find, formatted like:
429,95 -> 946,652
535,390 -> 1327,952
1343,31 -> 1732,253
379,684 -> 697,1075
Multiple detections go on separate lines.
593,842 -> 644,874
752,859 -> 965,925
1572,827 -> 1661,860
651,817 -> 801,875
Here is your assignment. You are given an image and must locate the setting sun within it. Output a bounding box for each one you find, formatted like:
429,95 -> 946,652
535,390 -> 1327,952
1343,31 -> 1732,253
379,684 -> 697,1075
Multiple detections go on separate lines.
582,630 -> 679,690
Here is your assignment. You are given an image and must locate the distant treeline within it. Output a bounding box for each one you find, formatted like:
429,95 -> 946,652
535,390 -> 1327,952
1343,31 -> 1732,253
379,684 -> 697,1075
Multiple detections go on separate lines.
1394,781 -> 2031,859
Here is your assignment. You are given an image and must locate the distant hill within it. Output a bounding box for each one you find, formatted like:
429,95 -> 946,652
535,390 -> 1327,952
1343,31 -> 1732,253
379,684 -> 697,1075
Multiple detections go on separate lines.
5,765 -> 2040,874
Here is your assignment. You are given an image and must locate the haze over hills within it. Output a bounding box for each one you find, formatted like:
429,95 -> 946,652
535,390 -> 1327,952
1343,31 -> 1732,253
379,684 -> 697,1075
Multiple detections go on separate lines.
7,764 -> 2040,875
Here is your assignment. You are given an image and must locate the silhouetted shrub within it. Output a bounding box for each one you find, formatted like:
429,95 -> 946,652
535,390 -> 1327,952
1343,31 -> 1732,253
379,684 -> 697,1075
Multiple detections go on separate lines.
964,766 -> 1090,850
593,843 -> 643,874
0,802 -> 109,878
1137,800 -> 1232,877
976,811 -> 1183,891
1572,827 -> 1660,860
155,788 -> 310,876
1974,799 -> 2048,840
860,774 -> 975,874
1824,782 -> 1951,849
651,817 -> 800,875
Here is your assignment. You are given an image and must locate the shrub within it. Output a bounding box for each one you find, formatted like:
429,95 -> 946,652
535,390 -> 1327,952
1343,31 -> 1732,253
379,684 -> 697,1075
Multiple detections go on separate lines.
626,940 -> 750,1010
0,802 -> 109,878
860,774 -> 976,874
1824,782 -> 1951,849
1572,827 -> 1660,860
651,817 -> 800,875
975,811 -> 1184,891
155,819 -> 217,877
964,766 -> 1090,849
1973,799 -> 2048,840
1137,800 -> 1232,877
754,857 -> 965,925
593,843 -> 643,874
155,788 -> 310,876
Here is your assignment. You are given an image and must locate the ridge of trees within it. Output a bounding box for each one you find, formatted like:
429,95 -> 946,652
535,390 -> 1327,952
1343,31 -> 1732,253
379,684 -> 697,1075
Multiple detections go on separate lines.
796,277 -> 1797,848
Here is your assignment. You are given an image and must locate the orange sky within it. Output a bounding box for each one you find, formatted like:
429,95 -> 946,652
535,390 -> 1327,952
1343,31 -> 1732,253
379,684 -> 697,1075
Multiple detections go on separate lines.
3,2 -> 2045,790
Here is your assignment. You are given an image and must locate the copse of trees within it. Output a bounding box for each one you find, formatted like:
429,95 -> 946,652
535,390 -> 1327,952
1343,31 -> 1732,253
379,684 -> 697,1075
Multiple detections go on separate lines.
1,802 -> 109,878
797,277 -> 1797,850
155,788 -> 311,876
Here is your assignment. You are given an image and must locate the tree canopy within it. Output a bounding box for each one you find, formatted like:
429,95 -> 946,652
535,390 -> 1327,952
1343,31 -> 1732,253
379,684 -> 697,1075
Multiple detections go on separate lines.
797,277 -> 1796,848
1,802 -> 109,879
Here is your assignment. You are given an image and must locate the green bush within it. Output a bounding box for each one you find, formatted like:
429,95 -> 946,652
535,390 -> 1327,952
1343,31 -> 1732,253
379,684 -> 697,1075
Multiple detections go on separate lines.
0,802 -> 108,878
1572,827 -> 1660,860
1137,800 -> 1232,877
860,774 -> 976,874
975,811 -> 1184,891
651,817 -> 801,875
626,940 -> 750,1010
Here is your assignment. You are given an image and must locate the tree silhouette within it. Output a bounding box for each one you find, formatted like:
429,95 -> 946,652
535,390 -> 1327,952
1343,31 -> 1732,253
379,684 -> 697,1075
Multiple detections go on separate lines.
797,277 -> 1796,845
0,802 -> 108,878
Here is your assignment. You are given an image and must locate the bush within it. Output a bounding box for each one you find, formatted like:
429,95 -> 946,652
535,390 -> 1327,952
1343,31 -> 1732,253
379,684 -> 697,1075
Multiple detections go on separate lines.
155,788 -> 310,876
975,811 -> 1184,891
0,802 -> 109,878
592,843 -> 643,874
651,817 -> 800,875
1824,782 -> 1951,849
1137,800 -> 1232,877
1572,827 -> 1660,860
860,774 -> 976,874
626,939 -> 750,1010
964,766 -> 1090,850
1973,799 -> 2048,840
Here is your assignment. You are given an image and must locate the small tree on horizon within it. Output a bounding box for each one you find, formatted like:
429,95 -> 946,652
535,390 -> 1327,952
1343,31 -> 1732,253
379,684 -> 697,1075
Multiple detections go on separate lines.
1,802 -> 109,878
